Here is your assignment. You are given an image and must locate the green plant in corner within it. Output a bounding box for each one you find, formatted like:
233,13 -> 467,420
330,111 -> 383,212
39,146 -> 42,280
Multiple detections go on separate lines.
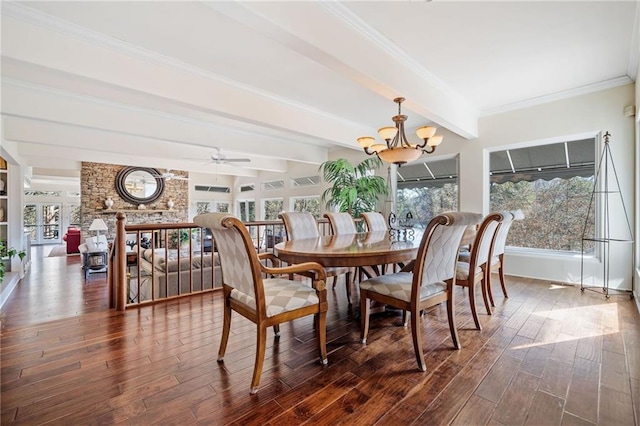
0,241 -> 27,283
319,157 -> 389,219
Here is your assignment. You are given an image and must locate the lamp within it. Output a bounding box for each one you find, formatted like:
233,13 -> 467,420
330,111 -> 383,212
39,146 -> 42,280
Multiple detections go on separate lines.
88,219 -> 108,247
357,97 -> 443,167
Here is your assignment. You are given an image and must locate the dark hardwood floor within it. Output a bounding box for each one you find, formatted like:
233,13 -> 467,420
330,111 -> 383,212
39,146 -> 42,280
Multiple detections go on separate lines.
1,246 -> 638,425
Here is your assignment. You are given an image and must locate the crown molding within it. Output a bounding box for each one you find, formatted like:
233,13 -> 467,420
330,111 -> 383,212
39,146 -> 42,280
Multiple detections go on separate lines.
627,1 -> 639,80
1,1 -> 360,128
480,76 -> 634,117
320,2 -> 477,115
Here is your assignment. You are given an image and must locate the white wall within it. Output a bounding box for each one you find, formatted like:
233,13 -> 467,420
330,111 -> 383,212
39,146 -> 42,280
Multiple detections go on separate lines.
435,84 -> 636,288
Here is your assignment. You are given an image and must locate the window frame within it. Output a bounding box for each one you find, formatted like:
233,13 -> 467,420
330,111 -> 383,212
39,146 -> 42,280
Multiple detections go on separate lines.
486,131 -> 600,256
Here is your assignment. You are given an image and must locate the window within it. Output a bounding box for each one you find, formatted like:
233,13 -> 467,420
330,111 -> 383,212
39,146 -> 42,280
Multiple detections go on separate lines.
194,185 -> 230,193
489,138 -> 595,252
263,199 -> 283,220
292,196 -> 320,217
291,175 -> 320,187
238,200 -> 255,222
396,157 -> 458,228
263,180 -> 284,191
196,202 -> 211,215
69,204 -> 81,228
240,184 -> 255,192
197,201 -> 230,214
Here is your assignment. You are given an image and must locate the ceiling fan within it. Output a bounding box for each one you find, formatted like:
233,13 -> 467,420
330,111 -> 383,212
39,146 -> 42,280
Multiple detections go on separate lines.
151,169 -> 188,181
208,147 -> 251,165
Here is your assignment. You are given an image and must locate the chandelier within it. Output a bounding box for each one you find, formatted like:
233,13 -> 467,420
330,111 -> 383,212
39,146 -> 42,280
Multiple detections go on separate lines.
357,97 -> 443,166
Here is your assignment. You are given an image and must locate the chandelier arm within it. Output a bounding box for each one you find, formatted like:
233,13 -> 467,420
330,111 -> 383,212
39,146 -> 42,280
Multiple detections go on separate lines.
363,146 -> 378,156
415,139 -> 429,149
421,144 -> 436,154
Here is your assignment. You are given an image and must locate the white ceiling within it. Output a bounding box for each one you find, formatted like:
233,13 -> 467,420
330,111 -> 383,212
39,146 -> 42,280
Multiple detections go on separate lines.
1,1 -> 638,182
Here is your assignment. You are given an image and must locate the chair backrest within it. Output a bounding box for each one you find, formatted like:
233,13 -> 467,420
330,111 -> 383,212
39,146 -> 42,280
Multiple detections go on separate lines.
469,212 -> 505,269
194,213 -> 264,307
279,212 -> 319,240
324,212 -> 357,235
361,212 -> 388,232
413,212 -> 483,286
493,209 -> 525,256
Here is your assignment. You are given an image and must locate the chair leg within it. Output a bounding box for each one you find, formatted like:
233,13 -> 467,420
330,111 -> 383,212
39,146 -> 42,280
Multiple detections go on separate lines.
402,310 -> 408,327
485,267 -> 496,307
345,271 -> 352,305
250,325 -> 267,394
360,290 -> 371,344
273,324 -> 280,337
447,291 -> 461,350
499,255 -> 508,297
468,283 -> 482,330
480,274 -> 492,316
316,311 -> 328,365
218,301 -> 232,361
410,311 -> 426,372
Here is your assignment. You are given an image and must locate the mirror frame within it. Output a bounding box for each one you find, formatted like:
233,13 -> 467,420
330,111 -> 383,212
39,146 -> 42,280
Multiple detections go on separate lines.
115,166 -> 165,206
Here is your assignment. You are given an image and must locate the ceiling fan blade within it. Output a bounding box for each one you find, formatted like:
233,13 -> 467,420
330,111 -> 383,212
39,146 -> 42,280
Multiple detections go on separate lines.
224,158 -> 251,162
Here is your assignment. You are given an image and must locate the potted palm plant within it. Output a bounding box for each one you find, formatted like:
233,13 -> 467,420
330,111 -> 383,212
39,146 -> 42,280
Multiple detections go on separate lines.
319,157 -> 389,220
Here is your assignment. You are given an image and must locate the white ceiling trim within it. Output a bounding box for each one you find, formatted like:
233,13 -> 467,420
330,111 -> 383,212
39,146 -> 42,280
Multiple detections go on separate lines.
2,1 -> 363,131
480,75 -> 633,117
320,2 -> 474,113
627,2 -> 640,80
210,1 -> 478,139
1,77 -> 330,161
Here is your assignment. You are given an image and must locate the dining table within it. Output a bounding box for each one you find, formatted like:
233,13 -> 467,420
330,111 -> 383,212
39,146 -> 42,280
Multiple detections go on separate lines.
273,231 -> 419,270
273,226 -> 477,272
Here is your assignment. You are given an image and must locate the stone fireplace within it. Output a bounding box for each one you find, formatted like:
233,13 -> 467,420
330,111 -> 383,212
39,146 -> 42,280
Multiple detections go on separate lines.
80,162 -> 189,240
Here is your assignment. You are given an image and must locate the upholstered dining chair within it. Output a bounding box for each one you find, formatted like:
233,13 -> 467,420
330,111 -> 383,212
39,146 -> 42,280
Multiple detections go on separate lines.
361,211 -> 388,232
193,213 -> 328,395
324,212 -> 358,235
323,212 -> 359,301
485,209 -> 524,305
359,212 -> 483,372
280,212 -> 354,304
451,212 -> 505,330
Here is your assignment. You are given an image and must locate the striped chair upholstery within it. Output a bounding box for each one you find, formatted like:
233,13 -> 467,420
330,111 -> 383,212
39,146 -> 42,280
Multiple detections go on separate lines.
280,212 -> 354,303
452,212 -> 505,330
486,209 -> 524,301
324,212 -> 357,235
194,213 -> 328,395
359,212 -> 483,372
361,212 -> 388,232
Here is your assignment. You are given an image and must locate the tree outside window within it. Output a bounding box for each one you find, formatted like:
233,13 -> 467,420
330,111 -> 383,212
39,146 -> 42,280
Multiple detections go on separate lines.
263,199 -> 283,220
395,157 -> 459,228
489,138 -> 595,252
292,197 -> 320,218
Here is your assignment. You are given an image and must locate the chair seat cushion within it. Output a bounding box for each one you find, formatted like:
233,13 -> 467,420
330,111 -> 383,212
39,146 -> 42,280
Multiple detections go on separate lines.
359,272 -> 446,302
455,261 -> 482,280
231,279 -> 319,317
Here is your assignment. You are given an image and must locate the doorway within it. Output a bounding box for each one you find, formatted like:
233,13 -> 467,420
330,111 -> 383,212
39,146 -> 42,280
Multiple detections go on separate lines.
24,203 -> 62,245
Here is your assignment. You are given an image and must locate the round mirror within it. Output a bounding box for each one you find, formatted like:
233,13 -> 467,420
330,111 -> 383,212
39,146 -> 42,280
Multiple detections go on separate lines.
115,167 -> 165,205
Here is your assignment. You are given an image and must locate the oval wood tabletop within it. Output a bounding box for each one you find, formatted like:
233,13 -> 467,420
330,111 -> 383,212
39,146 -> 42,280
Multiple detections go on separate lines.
274,231 -> 419,268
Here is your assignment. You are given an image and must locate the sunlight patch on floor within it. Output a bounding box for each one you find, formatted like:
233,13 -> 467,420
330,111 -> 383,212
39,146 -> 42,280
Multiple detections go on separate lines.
509,302 -> 620,350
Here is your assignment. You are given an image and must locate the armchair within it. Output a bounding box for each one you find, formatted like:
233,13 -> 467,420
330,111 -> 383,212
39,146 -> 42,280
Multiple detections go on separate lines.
193,213 -> 328,395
